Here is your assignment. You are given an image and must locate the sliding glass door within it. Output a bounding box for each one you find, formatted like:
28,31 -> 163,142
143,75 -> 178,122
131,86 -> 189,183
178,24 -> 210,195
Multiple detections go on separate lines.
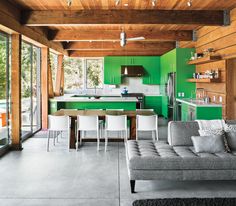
21,41 -> 41,139
0,32 -> 10,148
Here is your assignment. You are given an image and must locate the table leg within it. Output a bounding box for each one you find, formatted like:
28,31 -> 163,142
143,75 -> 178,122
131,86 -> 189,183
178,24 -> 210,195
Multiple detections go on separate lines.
130,117 -> 136,140
70,118 -> 77,149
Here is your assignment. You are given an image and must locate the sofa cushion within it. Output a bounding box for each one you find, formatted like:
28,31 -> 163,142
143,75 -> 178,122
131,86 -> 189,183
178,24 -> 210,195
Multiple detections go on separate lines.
199,129 -> 231,152
224,124 -> 236,150
191,135 -> 226,153
126,140 -> 236,170
168,121 -> 199,146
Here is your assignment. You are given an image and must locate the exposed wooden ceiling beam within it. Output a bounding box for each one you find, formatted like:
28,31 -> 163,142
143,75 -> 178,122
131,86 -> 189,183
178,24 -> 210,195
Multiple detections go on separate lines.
64,41 -> 175,50
22,10 -> 225,26
50,30 -> 193,41
0,1 -> 67,55
69,49 -> 172,57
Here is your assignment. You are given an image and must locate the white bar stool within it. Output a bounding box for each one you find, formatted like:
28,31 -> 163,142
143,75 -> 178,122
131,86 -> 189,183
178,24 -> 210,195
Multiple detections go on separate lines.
136,115 -> 158,141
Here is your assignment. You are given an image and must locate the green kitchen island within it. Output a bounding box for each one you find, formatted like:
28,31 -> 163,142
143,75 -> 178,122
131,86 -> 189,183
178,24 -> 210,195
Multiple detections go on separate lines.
176,98 -> 222,121
49,95 -> 138,114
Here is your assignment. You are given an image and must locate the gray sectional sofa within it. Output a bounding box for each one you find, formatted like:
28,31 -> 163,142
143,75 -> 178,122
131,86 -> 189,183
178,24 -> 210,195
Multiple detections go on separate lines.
126,120 -> 236,193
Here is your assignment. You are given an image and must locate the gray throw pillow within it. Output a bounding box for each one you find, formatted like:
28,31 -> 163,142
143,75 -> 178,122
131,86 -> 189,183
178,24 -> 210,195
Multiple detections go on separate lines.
224,124 -> 236,150
198,129 -> 230,152
191,135 -> 226,153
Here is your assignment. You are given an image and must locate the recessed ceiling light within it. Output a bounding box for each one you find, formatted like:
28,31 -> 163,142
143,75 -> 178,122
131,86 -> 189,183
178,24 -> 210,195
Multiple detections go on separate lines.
124,3 -> 129,7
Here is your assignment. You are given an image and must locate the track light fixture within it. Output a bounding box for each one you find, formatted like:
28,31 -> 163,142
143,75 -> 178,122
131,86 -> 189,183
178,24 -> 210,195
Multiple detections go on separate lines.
152,0 -> 157,7
115,0 -> 120,6
187,0 -> 192,7
67,0 -> 72,7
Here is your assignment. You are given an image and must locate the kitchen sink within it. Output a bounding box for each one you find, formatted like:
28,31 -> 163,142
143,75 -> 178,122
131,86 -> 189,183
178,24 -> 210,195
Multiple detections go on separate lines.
71,95 -> 101,99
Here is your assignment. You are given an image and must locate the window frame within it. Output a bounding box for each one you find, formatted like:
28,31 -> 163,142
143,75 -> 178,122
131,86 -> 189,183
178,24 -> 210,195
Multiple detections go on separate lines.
0,31 -> 10,150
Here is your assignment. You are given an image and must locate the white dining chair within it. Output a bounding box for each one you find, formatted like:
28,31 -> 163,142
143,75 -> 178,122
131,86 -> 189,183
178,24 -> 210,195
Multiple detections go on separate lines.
76,115 -> 101,151
47,115 -> 70,152
136,115 -> 158,141
136,109 -> 154,112
105,115 -> 128,152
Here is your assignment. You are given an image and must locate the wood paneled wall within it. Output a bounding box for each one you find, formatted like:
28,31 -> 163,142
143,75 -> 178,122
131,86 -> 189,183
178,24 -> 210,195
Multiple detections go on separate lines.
180,7 -> 236,119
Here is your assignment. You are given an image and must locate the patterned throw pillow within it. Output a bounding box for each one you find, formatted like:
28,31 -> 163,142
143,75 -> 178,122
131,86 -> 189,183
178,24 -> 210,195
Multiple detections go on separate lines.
198,129 -> 231,152
224,124 -> 236,150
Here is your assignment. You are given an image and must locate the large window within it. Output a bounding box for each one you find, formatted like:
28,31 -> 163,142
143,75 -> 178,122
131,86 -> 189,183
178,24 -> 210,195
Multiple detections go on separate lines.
86,59 -> 103,89
64,57 -> 103,91
21,41 -> 41,139
0,32 -> 10,148
64,56 -> 83,90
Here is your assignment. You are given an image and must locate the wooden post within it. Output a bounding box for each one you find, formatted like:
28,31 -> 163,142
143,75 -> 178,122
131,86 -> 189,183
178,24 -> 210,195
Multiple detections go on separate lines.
11,33 -> 22,150
48,55 -> 54,98
41,47 -> 49,129
55,54 -> 64,96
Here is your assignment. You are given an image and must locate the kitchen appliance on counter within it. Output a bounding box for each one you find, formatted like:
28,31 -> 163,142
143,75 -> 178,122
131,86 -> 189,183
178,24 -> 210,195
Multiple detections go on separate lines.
121,93 -> 144,109
167,72 -> 176,120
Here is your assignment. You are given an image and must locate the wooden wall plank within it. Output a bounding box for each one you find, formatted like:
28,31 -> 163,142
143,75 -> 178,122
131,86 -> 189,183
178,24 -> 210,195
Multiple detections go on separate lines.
55,54 -> 63,96
11,33 -> 22,150
226,59 -> 236,119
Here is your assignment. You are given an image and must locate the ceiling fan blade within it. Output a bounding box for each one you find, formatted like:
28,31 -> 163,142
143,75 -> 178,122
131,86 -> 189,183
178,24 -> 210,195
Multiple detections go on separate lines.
127,37 -> 145,41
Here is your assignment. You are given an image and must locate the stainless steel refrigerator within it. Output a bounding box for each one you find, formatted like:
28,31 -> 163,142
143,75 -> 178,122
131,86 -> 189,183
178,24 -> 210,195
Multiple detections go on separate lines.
166,72 -> 177,120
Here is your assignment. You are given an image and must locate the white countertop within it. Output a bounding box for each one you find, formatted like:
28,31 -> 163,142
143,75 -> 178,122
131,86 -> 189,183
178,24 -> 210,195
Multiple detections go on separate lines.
176,98 -> 222,107
50,96 -> 138,102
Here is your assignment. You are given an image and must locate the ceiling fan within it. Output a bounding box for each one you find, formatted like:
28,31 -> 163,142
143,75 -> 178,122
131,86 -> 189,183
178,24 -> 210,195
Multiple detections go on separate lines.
120,31 -> 145,47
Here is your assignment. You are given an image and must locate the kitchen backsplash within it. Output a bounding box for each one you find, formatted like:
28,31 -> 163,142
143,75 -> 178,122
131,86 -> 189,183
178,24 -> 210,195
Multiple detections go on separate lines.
103,77 -> 160,95
65,77 -> 160,95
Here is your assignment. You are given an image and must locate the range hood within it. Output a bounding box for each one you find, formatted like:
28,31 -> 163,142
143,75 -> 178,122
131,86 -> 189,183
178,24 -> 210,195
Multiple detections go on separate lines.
121,65 -> 145,77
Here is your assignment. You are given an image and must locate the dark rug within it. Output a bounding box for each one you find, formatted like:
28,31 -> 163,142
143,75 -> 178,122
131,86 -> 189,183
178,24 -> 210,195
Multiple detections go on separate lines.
133,198 -> 236,206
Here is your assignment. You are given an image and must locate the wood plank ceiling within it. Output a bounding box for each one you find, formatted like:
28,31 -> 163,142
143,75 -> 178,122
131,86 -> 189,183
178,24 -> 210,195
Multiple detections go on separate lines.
8,0 -> 236,57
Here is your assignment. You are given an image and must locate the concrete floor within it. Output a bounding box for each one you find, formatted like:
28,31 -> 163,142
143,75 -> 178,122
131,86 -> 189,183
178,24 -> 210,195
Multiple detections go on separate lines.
0,118 -> 236,206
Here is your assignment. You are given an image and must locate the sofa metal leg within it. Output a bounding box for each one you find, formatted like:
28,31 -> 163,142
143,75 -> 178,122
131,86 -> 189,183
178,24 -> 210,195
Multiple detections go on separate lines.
130,180 -> 135,193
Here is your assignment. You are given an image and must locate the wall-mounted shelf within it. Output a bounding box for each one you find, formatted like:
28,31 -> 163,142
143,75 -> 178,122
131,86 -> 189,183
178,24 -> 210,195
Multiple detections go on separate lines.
188,55 -> 222,65
187,78 -> 221,83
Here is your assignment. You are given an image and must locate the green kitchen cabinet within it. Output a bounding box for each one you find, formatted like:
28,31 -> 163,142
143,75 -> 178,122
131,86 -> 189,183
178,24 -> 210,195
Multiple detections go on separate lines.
49,100 -> 137,114
104,57 -> 124,84
160,48 -> 196,98
160,48 -> 196,119
104,56 -> 161,85
139,56 -> 160,85
144,96 -> 162,115
161,96 -> 168,118
180,102 -> 222,121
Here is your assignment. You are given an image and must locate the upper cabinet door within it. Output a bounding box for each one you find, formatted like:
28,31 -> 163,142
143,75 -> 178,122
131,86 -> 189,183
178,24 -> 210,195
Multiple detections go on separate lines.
138,56 -> 160,85
104,57 -> 122,85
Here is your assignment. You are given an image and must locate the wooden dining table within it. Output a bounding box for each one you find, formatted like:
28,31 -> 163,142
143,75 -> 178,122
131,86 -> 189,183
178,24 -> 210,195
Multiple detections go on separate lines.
52,109 -> 156,149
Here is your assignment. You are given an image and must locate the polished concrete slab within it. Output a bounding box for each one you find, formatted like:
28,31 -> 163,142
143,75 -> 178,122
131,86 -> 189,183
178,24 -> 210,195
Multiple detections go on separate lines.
0,120 -> 236,206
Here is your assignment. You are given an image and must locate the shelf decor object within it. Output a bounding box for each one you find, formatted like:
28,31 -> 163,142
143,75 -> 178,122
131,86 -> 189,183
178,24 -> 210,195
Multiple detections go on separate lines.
188,55 -> 222,65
